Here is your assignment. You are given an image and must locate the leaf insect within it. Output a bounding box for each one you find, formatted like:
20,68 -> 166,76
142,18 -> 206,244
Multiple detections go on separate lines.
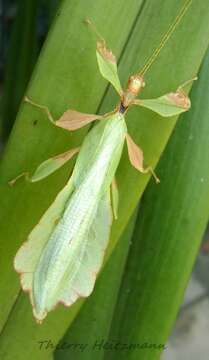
11,0 -> 196,323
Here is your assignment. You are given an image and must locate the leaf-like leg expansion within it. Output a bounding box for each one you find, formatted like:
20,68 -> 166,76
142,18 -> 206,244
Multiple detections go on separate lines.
126,133 -> 160,184
85,19 -> 123,96
111,177 -> 119,220
25,96 -> 54,123
9,147 -> 79,185
132,78 -> 197,117
96,42 -> 123,96
55,110 -> 104,131
25,96 -> 104,131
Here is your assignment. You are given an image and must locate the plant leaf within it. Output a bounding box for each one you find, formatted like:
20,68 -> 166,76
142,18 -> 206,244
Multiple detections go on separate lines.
107,46 -> 209,360
96,41 -> 123,96
0,0 -> 40,140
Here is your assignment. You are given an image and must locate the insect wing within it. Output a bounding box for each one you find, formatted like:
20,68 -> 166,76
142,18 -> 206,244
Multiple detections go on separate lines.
14,178 -> 75,311
59,190 -> 112,307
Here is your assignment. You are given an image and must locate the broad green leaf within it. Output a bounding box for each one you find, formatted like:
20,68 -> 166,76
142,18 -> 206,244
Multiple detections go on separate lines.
0,0 -> 40,140
96,41 -> 123,96
135,89 -> 190,117
106,46 -> 209,360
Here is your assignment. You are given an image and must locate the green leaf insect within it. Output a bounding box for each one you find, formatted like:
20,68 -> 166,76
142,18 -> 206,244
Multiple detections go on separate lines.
11,0 -> 195,323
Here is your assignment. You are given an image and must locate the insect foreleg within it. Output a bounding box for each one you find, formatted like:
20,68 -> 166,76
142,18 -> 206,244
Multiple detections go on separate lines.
25,96 -> 54,124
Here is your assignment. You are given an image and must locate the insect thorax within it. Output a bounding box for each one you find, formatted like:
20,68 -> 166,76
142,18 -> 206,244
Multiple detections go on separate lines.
122,74 -> 145,108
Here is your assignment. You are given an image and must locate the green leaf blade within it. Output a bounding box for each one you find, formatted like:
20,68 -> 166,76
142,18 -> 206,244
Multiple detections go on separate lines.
106,46 -> 209,360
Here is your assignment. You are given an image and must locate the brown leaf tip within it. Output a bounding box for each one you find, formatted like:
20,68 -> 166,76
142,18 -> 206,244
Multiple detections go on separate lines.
97,41 -> 116,64
167,91 -> 191,109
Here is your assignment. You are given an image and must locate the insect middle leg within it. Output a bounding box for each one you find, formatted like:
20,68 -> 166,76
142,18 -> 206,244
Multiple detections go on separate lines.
126,133 -> 160,184
138,165 -> 160,184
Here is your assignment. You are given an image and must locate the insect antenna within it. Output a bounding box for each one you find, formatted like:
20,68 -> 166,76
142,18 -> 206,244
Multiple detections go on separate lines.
138,0 -> 192,77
